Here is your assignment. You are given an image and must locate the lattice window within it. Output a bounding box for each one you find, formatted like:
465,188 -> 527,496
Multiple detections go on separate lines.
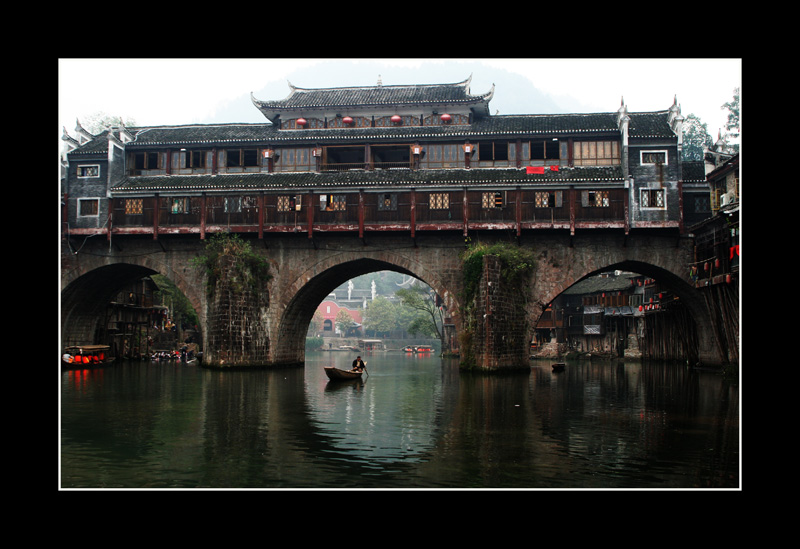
482,192 -> 504,208
171,198 -> 190,214
125,198 -> 143,215
641,188 -> 665,208
429,193 -> 449,210
378,193 -> 398,211
78,199 -> 99,217
224,197 -> 242,213
321,194 -> 346,211
583,190 -> 610,207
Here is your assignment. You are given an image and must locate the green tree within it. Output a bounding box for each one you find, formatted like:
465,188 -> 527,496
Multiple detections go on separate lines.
152,274 -> 199,327
363,296 -> 399,336
722,87 -> 740,139
335,308 -> 356,336
682,114 -> 712,161
396,286 -> 443,339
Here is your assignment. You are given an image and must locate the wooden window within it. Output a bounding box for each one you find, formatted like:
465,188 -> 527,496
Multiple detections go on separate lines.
479,141 -> 509,162
378,193 -> 398,211
224,197 -> 242,213
641,188 -> 666,209
641,151 -> 667,165
225,149 -> 259,168
277,148 -> 314,172
171,198 -> 191,214
278,195 -> 301,212
429,193 -> 449,210
535,191 -> 562,208
422,144 -> 464,168
131,151 -> 162,172
77,165 -> 100,178
574,141 -> 620,166
124,199 -> 143,215
78,198 -> 99,217
583,190 -> 610,207
482,192 -> 504,208
320,194 -> 346,211
529,139 -> 561,161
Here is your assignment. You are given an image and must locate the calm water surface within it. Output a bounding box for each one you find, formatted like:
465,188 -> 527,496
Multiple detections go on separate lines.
60,351 -> 739,489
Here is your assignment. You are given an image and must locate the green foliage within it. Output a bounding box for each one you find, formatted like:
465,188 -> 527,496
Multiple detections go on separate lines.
151,274 -> 199,327
682,114 -> 712,161
461,241 -> 536,305
191,233 -> 272,297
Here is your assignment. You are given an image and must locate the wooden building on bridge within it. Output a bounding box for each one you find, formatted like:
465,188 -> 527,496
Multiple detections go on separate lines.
61,75 -> 708,240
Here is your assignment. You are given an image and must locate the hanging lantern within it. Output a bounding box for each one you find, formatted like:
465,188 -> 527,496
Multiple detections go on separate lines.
726,274 -> 732,284
342,116 -> 353,125
391,115 -> 402,124
639,305 -> 643,312
704,262 -> 709,271
715,258 -> 720,268
440,113 -> 452,123
658,293 -> 663,299
296,118 -> 307,127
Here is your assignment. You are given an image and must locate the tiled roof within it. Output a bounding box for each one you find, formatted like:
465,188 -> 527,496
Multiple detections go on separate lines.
111,165 -> 625,195
681,161 -> 707,183
251,76 -> 494,121
70,111 -> 658,156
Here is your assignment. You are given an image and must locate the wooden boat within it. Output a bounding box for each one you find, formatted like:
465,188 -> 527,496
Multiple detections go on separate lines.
552,363 -> 565,372
62,345 -> 113,367
324,367 -> 363,381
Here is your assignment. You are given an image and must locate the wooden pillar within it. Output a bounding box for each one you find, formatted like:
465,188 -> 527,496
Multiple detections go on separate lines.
307,191 -> 314,238
410,189 -> 416,238
358,191 -> 365,239
153,194 -> 159,240
200,193 -> 206,239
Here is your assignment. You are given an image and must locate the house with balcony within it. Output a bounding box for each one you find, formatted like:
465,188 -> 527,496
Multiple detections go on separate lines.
62,76 -> 696,241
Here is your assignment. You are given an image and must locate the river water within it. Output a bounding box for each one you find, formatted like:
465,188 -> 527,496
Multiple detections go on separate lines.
60,351 -> 739,490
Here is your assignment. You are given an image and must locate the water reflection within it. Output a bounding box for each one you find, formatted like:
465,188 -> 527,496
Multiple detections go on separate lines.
60,353 -> 739,489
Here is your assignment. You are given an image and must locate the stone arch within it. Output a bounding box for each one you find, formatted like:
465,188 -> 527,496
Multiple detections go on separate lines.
529,258 -> 717,364
269,250 -> 461,365
60,256 -> 206,349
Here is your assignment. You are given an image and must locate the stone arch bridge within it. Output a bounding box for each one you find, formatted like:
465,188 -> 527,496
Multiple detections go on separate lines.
60,230 -> 723,369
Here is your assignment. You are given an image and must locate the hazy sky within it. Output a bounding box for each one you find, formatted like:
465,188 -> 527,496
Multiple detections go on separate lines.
59,58 -> 741,146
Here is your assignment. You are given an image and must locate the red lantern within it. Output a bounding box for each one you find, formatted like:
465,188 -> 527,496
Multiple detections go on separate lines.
343,116 -> 353,125
296,118 -> 307,127
726,274 -> 732,284
391,115 -> 402,124
639,305 -> 643,312
440,113 -> 452,122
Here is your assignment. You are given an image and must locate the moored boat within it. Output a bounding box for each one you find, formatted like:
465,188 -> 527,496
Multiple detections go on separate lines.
62,345 -> 113,367
324,367 -> 363,381
552,363 -> 565,372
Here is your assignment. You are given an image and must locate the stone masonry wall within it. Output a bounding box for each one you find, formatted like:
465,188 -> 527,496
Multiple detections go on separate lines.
205,255 -> 270,367
471,254 -> 530,370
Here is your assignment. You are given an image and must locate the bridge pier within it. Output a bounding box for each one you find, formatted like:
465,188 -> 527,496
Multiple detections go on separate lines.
460,250 -> 534,371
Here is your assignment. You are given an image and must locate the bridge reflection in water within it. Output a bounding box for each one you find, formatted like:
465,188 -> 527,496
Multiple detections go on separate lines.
60,352 -> 739,489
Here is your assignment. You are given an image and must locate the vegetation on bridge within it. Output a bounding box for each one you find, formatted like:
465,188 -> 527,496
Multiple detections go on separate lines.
191,233 -> 272,298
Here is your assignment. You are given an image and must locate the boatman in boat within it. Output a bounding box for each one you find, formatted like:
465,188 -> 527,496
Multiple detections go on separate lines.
351,356 -> 365,373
